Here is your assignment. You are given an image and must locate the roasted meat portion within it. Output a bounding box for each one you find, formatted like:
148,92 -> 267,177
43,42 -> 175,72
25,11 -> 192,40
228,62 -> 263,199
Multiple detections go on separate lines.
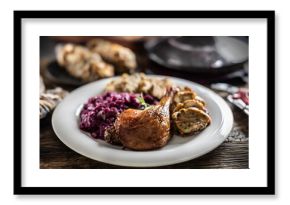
114,96 -> 172,150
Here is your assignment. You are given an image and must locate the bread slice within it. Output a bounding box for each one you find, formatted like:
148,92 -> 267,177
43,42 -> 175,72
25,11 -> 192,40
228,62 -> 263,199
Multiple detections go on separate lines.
172,107 -> 211,135
173,99 -> 206,113
173,91 -> 196,104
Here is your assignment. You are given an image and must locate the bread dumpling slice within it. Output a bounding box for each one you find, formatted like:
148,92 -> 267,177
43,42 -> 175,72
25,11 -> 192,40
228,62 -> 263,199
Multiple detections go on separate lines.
172,107 -> 211,135
173,99 -> 206,113
173,91 -> 196,104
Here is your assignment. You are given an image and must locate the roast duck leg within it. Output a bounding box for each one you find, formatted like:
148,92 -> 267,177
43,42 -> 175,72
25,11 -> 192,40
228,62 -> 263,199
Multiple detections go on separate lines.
114,96 -> 172,151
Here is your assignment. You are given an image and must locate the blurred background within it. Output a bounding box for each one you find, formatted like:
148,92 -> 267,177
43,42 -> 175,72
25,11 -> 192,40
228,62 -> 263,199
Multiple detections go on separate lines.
40,36 -> 248,89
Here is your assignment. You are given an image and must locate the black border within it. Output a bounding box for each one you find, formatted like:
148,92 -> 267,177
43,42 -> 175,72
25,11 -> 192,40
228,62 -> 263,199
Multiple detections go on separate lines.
14,10 -> 275,195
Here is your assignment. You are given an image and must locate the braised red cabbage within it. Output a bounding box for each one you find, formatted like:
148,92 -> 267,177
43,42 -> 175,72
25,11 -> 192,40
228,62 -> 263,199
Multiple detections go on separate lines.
79,92 -> 157,139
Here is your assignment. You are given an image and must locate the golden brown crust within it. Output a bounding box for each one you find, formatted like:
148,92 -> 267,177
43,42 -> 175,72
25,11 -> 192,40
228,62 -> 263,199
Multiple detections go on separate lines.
87,39 -> 137,74
105,73 -> 174,99
171,87 -> 211,135
173,91 -> 196,104
172,100 -> 206,113
115,96 -> 172,150
56,44 -> 114,82
172,107 -> 211,135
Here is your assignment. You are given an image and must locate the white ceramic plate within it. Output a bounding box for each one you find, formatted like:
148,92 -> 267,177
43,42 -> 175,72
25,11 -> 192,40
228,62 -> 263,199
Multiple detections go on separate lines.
52,75 -> 233,167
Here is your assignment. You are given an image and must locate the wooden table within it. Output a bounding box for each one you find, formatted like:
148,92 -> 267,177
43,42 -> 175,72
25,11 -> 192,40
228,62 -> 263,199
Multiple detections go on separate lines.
40,37 -> 248,169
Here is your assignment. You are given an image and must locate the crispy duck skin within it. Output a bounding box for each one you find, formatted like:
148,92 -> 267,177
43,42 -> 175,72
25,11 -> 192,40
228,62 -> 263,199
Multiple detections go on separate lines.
115,96 -> 172,150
